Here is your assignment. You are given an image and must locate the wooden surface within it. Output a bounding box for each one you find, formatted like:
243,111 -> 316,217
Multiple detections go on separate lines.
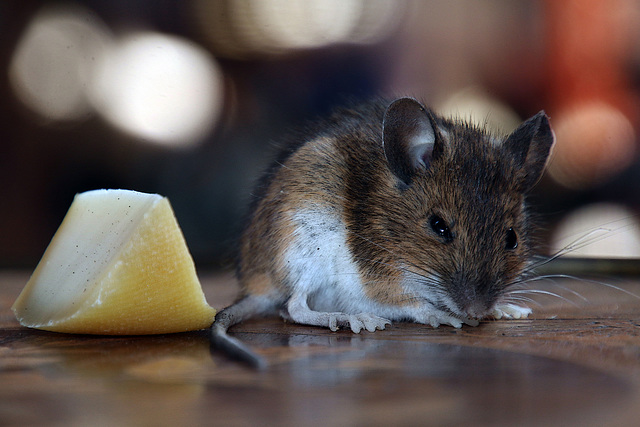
1,269 -> 640,426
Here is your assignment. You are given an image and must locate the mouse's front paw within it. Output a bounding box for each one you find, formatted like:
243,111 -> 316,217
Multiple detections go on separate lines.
416,311 -> 478,329
491,303 -> 532,320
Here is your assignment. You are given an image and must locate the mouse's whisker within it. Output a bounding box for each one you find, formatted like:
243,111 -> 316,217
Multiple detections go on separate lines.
350,252 -> 442,290
543,274 -> 640,300
499,294 -> 541,308
516,275 -> 590,303
508,289 -> 580,306
552,215 -> 640,255
351,255 -> 407,274
345,229 -> 428,272
527,218 -> 640,272
343,229 -> 397,256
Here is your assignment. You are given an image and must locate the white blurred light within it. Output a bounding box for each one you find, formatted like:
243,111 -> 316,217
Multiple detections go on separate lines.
552,204 -> 640,258
437,86 -> 522,134
251,0 -> 361,50
348,0 -> 403,45
89,32 -> 224,147
193,0 -> 403,58
9,5 -> 112,122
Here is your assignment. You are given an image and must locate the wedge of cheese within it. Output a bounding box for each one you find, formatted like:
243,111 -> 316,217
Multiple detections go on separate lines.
12,189 -> 216,334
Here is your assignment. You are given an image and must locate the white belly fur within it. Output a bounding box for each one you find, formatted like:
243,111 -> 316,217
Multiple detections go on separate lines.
285,207 -> 382,314
285,207 -> 443,320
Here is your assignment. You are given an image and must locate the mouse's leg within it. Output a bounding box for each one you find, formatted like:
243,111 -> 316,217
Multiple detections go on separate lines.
491,303 -> 532,319
283,290 -> 391,333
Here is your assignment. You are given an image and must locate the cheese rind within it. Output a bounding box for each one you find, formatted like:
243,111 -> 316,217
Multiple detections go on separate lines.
12,189 -> 216,334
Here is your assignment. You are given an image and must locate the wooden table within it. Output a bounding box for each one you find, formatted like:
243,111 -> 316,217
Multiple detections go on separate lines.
1,269 -> 640,426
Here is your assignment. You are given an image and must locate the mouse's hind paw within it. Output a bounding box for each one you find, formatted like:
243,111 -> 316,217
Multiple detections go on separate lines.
345,313 -> 391,333
283,295 -> 390,333
320,312 -> 390,333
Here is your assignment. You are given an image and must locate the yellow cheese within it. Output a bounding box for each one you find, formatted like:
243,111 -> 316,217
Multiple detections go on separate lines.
12,189 -> 216,334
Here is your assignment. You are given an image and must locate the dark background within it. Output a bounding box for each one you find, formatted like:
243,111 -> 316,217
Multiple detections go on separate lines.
2,0 -> 640,270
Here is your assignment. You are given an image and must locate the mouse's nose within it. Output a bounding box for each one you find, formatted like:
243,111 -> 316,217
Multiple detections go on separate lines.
463,300 -> 492,319
449,269 -> 499,319
454,283 -> 495,319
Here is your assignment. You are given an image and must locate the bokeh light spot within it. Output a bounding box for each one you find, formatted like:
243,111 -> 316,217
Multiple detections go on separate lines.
89,32 -> 224,148
548,102 -> 636,189
437,86 -> 522,134
193,0 -> 402,59
9,5 -> 112,123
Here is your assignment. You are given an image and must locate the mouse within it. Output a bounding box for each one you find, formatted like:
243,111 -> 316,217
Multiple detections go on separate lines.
211,97 -> 555,368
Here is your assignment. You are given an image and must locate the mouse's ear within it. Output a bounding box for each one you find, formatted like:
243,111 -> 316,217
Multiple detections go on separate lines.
504,111 -> 555,193
383,97 -> 444,185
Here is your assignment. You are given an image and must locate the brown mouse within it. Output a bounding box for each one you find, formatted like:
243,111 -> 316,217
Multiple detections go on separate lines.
211,97 -> 555,367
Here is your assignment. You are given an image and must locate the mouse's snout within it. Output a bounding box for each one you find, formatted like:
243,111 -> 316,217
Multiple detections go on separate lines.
448,273 -> 501,320
461,299 -> 493,320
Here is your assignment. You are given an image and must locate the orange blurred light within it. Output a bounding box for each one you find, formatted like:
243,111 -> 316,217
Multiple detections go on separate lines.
544,0 -> 638,189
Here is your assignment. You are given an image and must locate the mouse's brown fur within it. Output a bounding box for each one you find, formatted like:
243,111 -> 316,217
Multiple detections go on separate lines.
212,97 -> 554,367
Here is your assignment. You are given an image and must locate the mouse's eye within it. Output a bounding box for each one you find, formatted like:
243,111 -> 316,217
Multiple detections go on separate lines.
429,215 -> 453,242
505,227 -> 518,250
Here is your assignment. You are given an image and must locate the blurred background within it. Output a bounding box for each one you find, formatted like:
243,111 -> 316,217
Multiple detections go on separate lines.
2,0 -> 640,270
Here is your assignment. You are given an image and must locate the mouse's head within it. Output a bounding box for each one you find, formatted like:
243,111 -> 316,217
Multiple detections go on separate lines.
380,97 -> 554,320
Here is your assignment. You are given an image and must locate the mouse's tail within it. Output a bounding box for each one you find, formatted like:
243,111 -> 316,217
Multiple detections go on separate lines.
210,295 -> 275,369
